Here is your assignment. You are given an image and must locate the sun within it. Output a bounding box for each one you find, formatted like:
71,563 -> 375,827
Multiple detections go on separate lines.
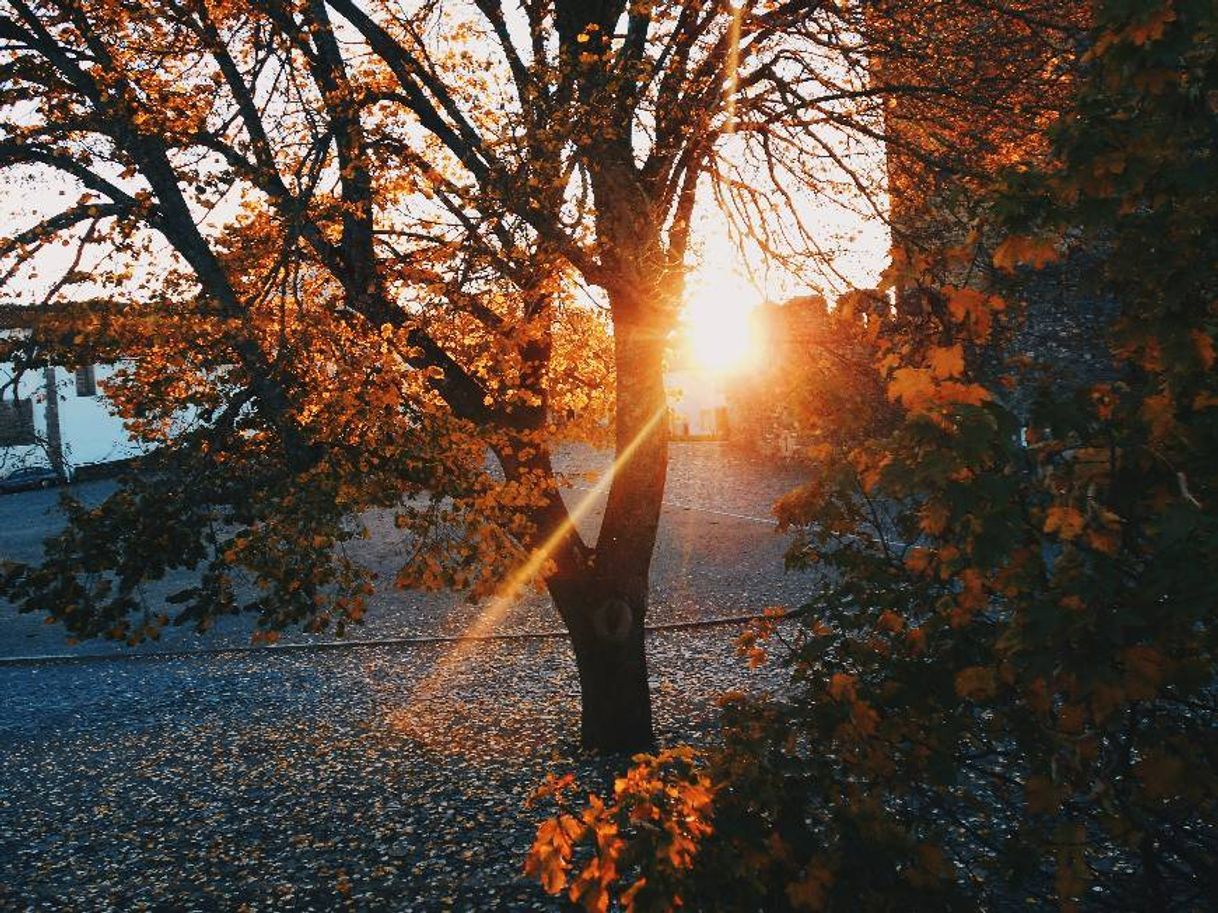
680,269 -> 762,376
684,303 -> 757,374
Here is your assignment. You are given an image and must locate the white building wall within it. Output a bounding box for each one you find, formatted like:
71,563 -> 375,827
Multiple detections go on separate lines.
53,363 -> 144,466
0,361 -> 146,473
666,369 -> 729,438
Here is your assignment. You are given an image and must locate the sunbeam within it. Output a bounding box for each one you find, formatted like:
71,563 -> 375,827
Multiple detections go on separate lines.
723,2 -> 743,133
391,406 -> 669,736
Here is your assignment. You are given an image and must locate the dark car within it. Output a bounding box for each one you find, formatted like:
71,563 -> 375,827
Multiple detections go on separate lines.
0,466 -> 62,494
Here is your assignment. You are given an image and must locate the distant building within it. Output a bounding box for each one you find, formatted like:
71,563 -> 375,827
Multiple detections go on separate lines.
0,360 -> 145,477
666,370 -> 731,440
1,306 -> 146,477
725,296 -> 828,460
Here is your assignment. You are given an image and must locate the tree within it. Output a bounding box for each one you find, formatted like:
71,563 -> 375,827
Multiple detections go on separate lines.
529,0 -> 1218,907
0,0 -> 1075,752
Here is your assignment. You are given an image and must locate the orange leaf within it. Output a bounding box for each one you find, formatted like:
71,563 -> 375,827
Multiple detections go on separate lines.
1141,391 -> 1175,440
887,367 -> 935,406
945,286 -> 1003,340
928,344 -> 965,379
934,381 -> 990,407
919,501 -> 951,536
877,610 -> 904,634
954,666 -> 997,700
620,878 -> 648,911
1044,506 -> 1085,540
904,547 -> 932,574
786,862 -> 835,911
850,699 -> 880,735
1191,330 -> 1215,369
828,673 -> 857,702
992,235 -> 1059,271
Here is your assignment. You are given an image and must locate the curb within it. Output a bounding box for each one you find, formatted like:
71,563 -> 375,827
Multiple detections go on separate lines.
0,612 -> 792,668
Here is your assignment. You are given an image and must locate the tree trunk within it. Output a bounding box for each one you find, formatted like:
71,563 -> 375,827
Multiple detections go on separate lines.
499,146 -> 673,753
552,303 -> 670,753
510,302 -> 668,753
497,439 -> 658,754
550,577 -> 654,753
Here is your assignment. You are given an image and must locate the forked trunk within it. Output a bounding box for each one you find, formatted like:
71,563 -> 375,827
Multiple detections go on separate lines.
511,154 -> 672,753
497,322 -> 664,754
522,305 -> 668,754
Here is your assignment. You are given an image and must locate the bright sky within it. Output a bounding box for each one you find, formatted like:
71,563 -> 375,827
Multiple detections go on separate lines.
1,2 -> 894,386
680,190 -> 891,376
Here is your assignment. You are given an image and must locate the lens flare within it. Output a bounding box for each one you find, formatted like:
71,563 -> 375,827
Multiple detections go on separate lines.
390,406 -> 669,740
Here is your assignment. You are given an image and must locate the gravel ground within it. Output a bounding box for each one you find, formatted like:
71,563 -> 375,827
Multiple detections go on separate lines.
0,442 -> 809,659
0,443 -> 809,911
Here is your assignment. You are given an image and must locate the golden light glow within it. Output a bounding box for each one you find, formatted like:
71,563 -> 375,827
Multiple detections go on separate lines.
681,266 -> 762,376
684,302 -> 758,375
390,406 -> 668,738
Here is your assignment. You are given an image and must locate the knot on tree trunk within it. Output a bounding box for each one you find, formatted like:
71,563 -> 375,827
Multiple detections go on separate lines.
593,596 -> 633,644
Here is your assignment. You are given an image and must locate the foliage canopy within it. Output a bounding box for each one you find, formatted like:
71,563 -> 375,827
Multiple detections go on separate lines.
0,0 -> 1079,749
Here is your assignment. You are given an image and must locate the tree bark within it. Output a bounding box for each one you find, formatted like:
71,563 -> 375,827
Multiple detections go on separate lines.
505,296 -> 669,753
500,436 -> 659,754
550,576 -> 654,753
